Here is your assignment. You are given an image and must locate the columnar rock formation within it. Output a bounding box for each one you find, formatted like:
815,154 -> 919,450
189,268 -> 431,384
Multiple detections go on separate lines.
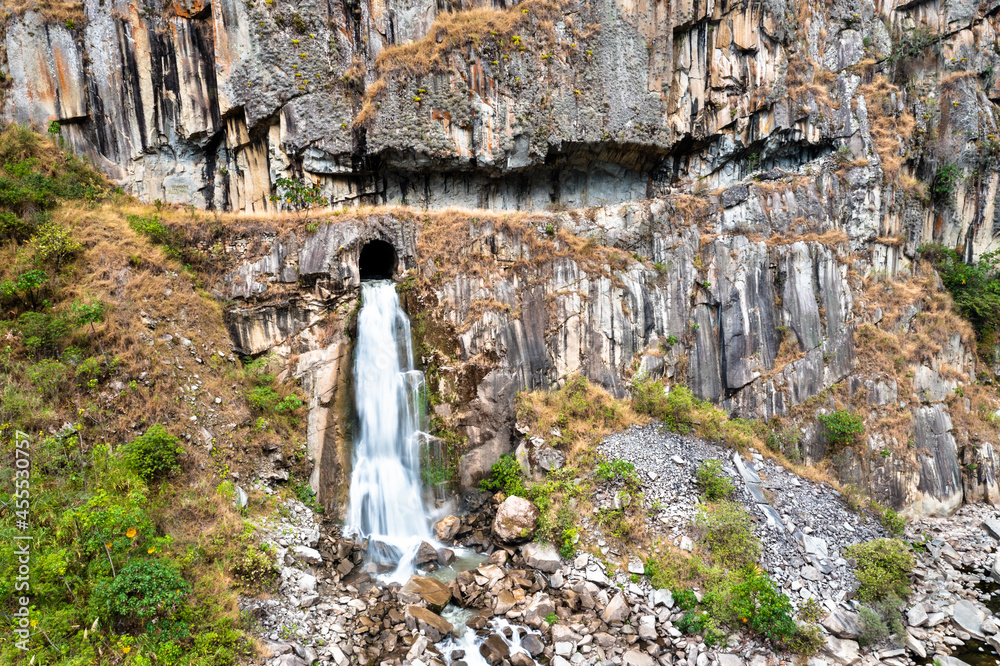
7,0 -> 1000,518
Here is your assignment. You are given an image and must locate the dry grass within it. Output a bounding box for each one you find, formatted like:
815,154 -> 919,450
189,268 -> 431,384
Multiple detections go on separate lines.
856,75 -> 915,182
1,0 -> 84,29
354,0 -> 562,127
765,229 -> 849,247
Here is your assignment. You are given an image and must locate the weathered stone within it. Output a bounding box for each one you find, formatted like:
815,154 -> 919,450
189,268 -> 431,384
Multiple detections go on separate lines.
821,610 -> 861,639
414,541 -> 438,564
520,634 -> 545,656
906,603 -> 928,627
523,593 -> 555,627
602,593 -> 629,624
479,634 -> 510,665
291,546 -> 322,564
952,600 -> 986,638
905,634 -> 926,658
521,542 -> 561,573
717,655 -> 744,666
623,649 -> 655,666
492,496 -> 540,544
399,575 -> 452,612
822,636 -> 860,665
434,516 -> 462,542
405,605 -> 454,642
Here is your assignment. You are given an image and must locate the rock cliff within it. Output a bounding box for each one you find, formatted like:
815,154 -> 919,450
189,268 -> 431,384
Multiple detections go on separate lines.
7,0 -> 1000,518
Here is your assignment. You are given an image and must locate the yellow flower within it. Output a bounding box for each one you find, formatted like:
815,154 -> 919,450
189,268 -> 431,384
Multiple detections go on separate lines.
126,527 -> 137,539
123,646 -> 131,654
30,619 -> 37,627
148,547 -> 155,554
105,542 -> 112,549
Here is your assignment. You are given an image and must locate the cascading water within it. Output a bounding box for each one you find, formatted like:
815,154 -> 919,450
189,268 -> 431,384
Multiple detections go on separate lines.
345,280 -> 432,581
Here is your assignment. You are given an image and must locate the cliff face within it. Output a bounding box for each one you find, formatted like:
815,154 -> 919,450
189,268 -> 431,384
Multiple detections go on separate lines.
7,0 -> 1000,518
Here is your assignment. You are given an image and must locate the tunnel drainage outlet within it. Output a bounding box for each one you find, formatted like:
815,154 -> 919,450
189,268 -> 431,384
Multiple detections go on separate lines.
359,240 -> 398,281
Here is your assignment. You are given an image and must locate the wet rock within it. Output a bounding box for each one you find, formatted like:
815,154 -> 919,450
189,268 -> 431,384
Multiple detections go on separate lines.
521,542 -> 561,573
414,541 -> 438,564
492,496 -> 540,544
510,652 -> 534,666
437,547 -> 456,566
434,516 -> 462,542
479,634 -> 510,665
405,605 -> 454,642
399,575 -> 452,612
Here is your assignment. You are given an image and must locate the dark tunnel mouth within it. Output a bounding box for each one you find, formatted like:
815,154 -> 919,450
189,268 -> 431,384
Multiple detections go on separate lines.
359,239 -> 398,280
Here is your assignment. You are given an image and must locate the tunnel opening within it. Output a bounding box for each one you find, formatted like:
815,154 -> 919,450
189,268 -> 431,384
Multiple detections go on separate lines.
358,239 -> 398,280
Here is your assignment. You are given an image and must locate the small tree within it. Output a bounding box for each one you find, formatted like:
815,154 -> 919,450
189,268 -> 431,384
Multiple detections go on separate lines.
71,299 -> 107,364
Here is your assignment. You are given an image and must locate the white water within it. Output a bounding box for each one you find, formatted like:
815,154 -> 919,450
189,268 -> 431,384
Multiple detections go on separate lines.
438,606 -> 541,666
345,281 -> 433,582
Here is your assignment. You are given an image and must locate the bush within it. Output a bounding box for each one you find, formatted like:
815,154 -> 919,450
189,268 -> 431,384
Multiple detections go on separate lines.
858,605 -> 889,646
480,453 -> 527,497
932,163 -> 961,204
231,544 -> 278,592
96,558 -> 189,627
696,459 -> 734,500
127,213 -> 180,255
31,219 -> 82,266
694,501 -> 760,568
844,538 -> 914,602
595,458 -> 639,485
817,410 -> 864,447
122,424 -> 184,481
921,244 -> 1000,344
726,565 -> 797,644
17,309 -> 71,355
26,358 -> 68,399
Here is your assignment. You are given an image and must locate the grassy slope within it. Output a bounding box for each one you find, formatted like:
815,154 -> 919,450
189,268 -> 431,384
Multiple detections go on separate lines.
0,127 -> 311,665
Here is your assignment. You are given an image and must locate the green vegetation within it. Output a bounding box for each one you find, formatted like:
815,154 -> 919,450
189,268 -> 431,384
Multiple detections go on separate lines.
122,424 -> 185,481
693,501 -> 760,568
817,410 -> 865,447
480,453 -> 528,497
269,176 -> 328,210
242,355 -> 307,429
921,244 -> 1000,350
695,459 -> 734,500
844,538 -> 915,602
931,163 -> 961,205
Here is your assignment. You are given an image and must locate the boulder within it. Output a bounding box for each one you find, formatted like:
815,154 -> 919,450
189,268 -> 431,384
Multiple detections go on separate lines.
651,589 -> 673,608
952,600 -> 986,638
523,593 -> 555,627
414,541 -> 438,564
905,635 -> 926,659
479,634 -> 510,665
983,518 -> 1000,540
521,542 -> 561,573
511,653 -> 534,666
992,551 -> 1000,584
494,589 -> 517,614
520,634 -> 545,656
405,605 -> 454,642
437,547 -> 456,566
822,636 -> 860,665
717,656 -> 744,666
291,546 -> 323,564
602,592 -> 629,624
623,650 -> 654,666
492,496 -> 540,544
906,603 -> 928,627
406,636 -> 428,662
935,657 -> 972,666
399,575 -> 452,612
821,610 -> 861,639
434,515 -> 462,542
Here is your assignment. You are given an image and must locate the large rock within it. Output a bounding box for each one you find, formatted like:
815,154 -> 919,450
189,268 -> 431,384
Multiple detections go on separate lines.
935,657 -> 972,666
821,610 -> 861,639
479,634 -> 510,665
983,518 -> 1000,540
291,546 -> 322,564
623,650 -> 654,666
405,605 -> 454,642
521,542 -> 561,573
602,593 -> 629,624
414,541 -> 438,564
822,636 -> 860,665
952,600 -> 986,638
434,515 -> 462,542
523,593 -> 555,627
398,575 -> 452,612
906,603 -> 928,627
717,656 -> 744,666
492,496 -> 540,544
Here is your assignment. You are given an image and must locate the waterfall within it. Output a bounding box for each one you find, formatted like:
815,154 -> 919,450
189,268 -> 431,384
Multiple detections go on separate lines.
345,280 -> 432,581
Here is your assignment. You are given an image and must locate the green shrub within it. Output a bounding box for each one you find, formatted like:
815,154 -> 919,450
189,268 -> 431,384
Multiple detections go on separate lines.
817,410 -> 864,447
858,605 -> 889,646
932,163 -> 961,204
269,176 -> 328,210
694,501 -> 760,568
26,358 -> 68,398
122,424 -> 184,481
127,213 -> 180,255
17,309 -> 71,355
726,565 -> 797,644
0,268 -> 49,304
696,458 -> 734,500
595,457 -> 638,484
921,244 -> 1000,345
878,506 -> 906,537
231,544 -> 278,592
95,558 -> 189,627
31,219 -> 82,265
480,453 -> 527,497
844,538 -> 914,602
